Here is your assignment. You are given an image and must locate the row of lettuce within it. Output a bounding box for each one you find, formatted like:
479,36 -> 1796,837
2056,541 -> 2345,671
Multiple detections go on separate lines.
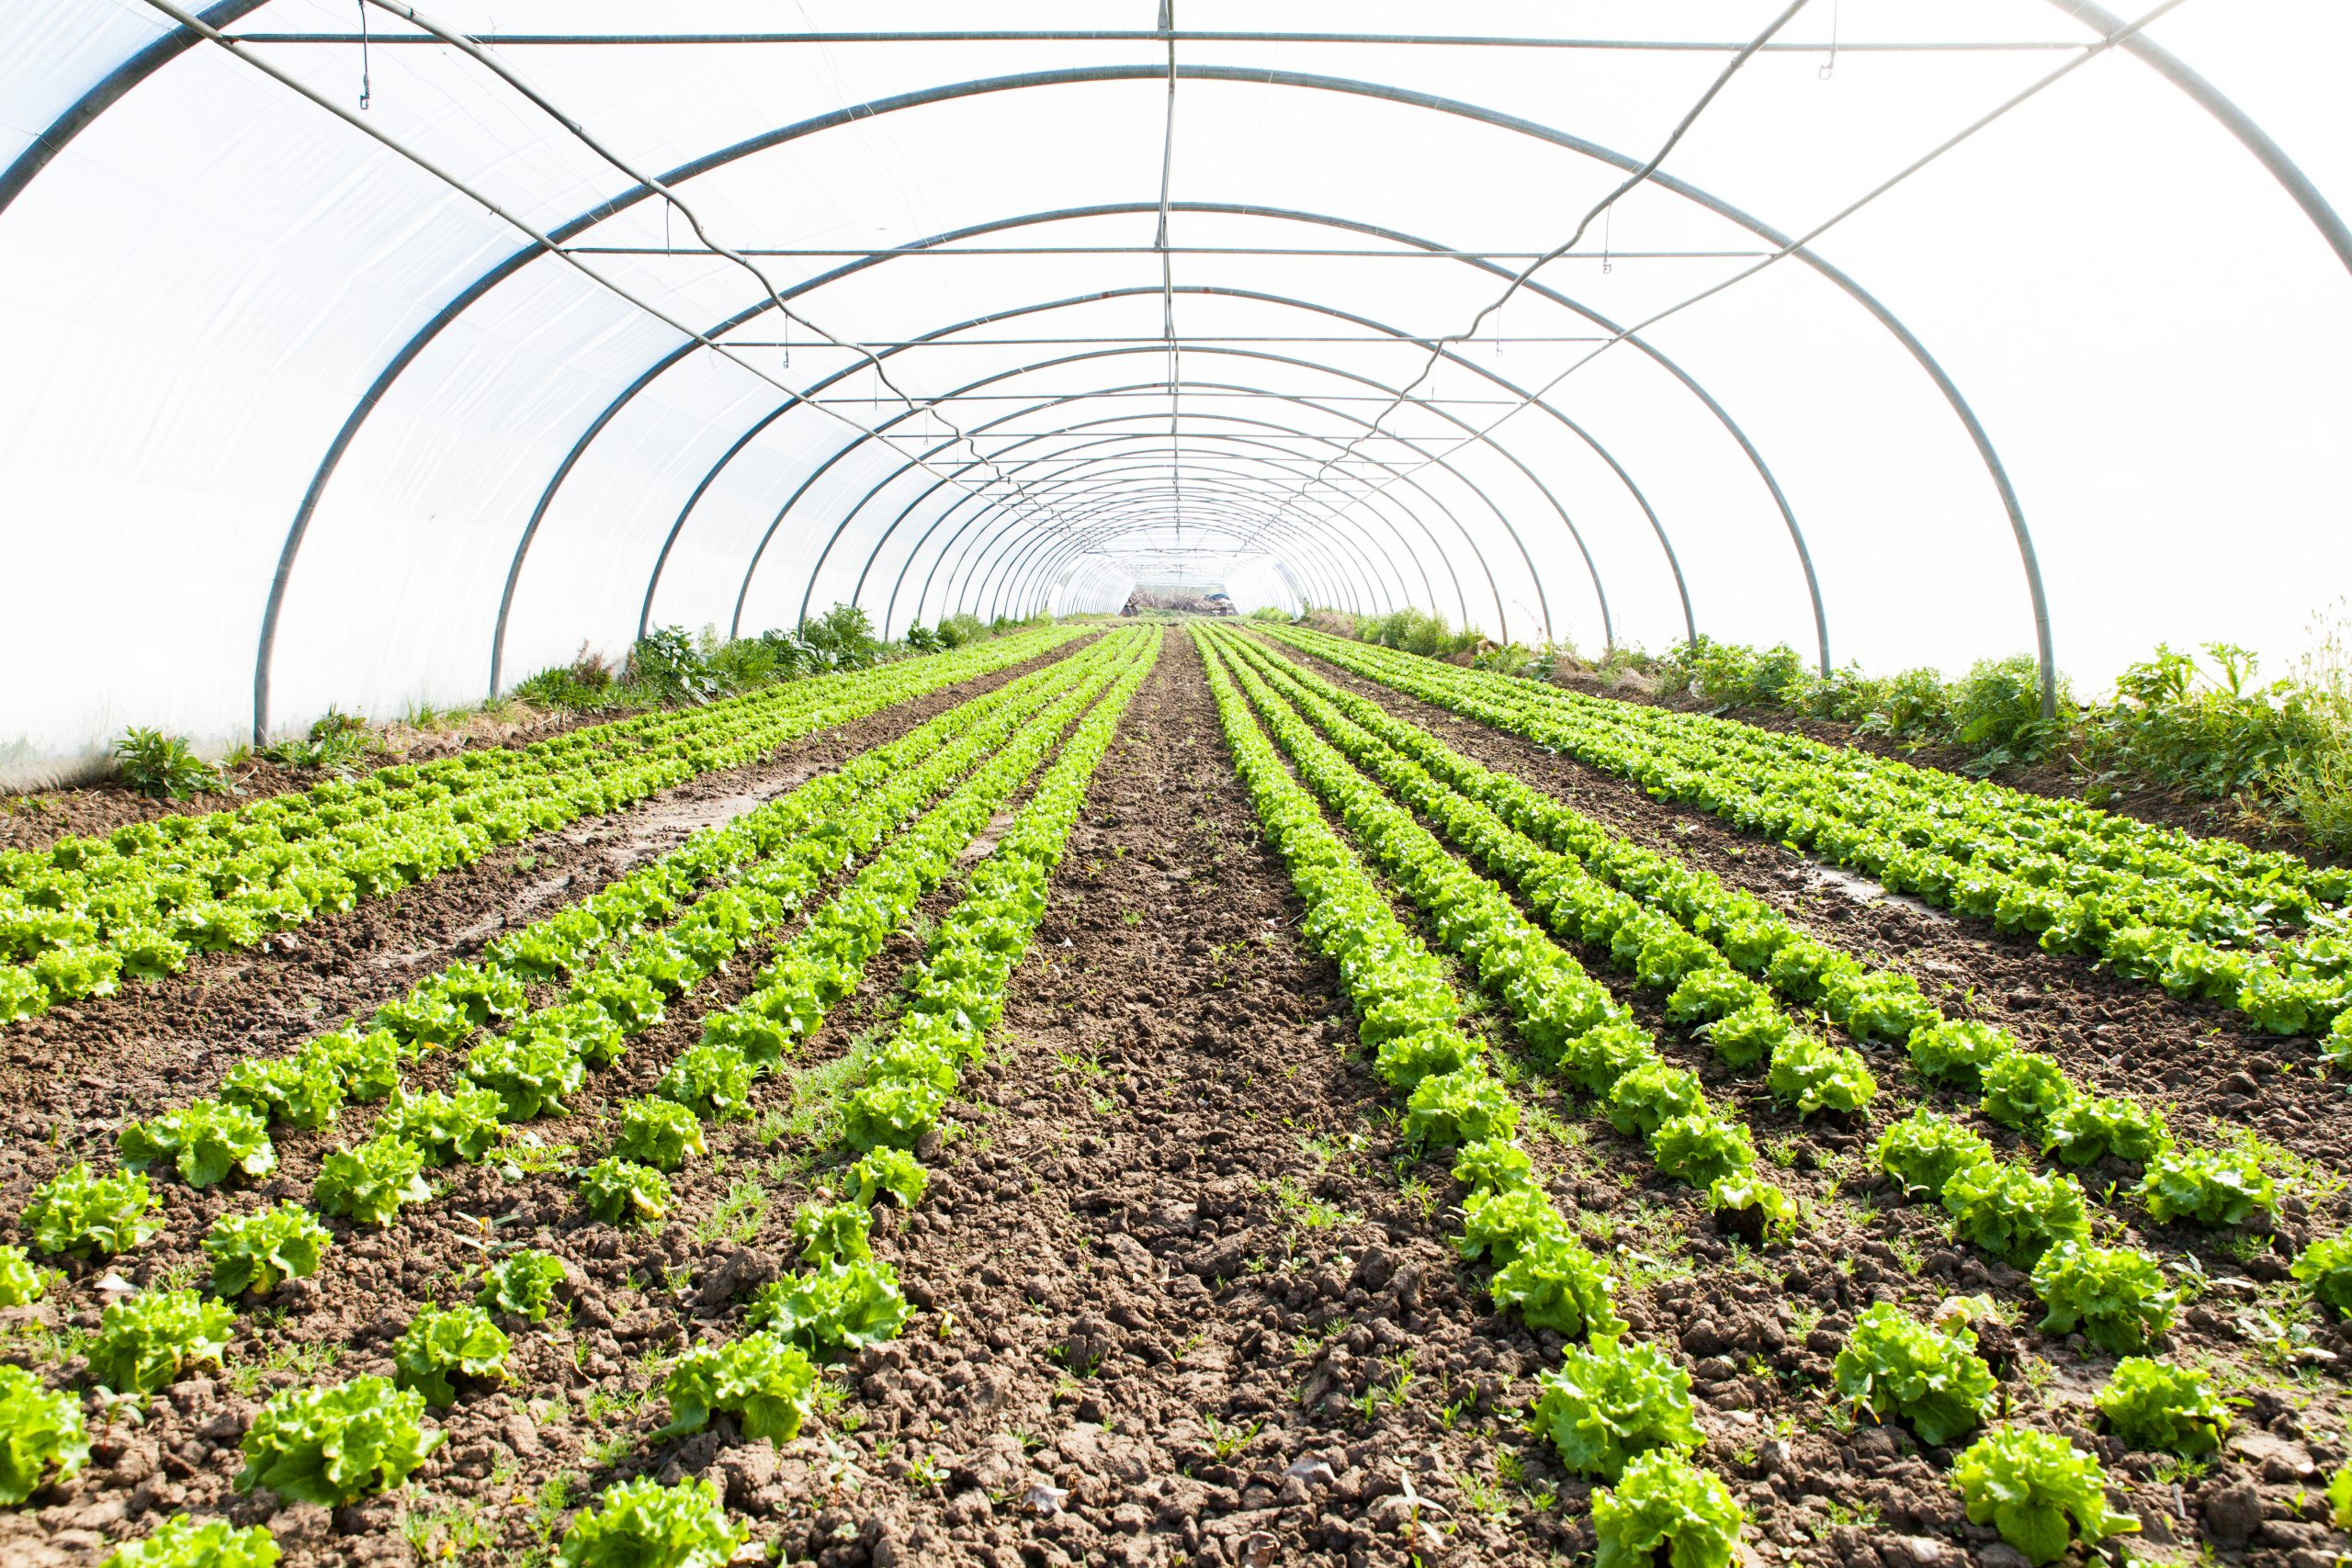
1201,626 -> 2350,1567
0,630 -> 1156,1567
0,625 -> 1089,1024
1265,624 -> 2352,1049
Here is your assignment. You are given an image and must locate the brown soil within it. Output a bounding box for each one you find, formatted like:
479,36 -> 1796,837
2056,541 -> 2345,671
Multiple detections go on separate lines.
0,640 -> 1087,1146
6,633 -> 2350,1568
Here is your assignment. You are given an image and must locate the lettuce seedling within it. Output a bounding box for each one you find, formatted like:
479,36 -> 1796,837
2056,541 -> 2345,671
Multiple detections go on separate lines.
300,1026 -> 401,1102
792,1200 -> 874,1267
0,1362 -> 88,1505
1650,1111 -> 1756,1188
464,1033 -> 585,1122
2040,1095 -> 2168,1168
313,1135 -> 434,1226
1488,1235 -> 1624,1342
1978,1052 -> 2078,1130
556,1476 -> 747,1568
842,1079 -> 946,1151
657,1043 -> 754,1122
747,1260 -> 910,1354
1704,1174 -> 1799,1246
1873,1110 -> 1995,1201
88,1289 -> 235,1394
1766,1035 -> 1877,1116
234,1374 -> 442,1506
2030,1242 -> 2181,1352
2138,1146 -> 2278,1227
1951,1425 -> 2139,1565
101,1513 -> 282,1568
1404,1065 -> 1519,1149
220,1055 -> 345,1132
204,1204 -> 331,1298
1942,1162 -> 2089,1266
611,1097 -> 707,1171
1532,1337 -> 1702,1481
478,1250 -> 568,1322
579,1156 -> 672,1228
844,1147 -> 927,1210
2291,1230 -> 2352,1318
392,1303 -> 512,1407
23,1163 -> 162,1257
1605,1062 -> 1705,1139
119,1099 -> 277,1188
1459,1185 -> 1568,1267
660,1330 -> 818,1441
1832,1302 -> 1995,1446
375,1084 -> 506,1165
0,1246 -> 48,1306
1591,1450 -> 1746,1568
2095,1357 -> 2230,1456
1452,1136 -> 1536,1195
1906,1019 -> 2016,1087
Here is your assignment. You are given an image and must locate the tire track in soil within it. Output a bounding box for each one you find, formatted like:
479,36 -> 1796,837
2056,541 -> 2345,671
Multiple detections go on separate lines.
1272,641 -> 2352,1183
812,632 -> 1585,1568
0,639 -> 1092,1150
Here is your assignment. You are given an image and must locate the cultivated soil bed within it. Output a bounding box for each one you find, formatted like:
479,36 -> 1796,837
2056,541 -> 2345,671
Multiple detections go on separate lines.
6,632 -> 2352,1568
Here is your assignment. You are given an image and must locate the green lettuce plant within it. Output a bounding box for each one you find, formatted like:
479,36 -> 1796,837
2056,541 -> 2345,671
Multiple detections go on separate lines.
1487,1235 -> 1624,1341
2291,1230 -> 2352,1318
88,1290 -> 235,1394
2095,1358 -> 2230,1456
1591,1450 -> 1746,1568
510,1001 -> 627,1068
746,1260 -> 910,1354
234,1374 -> 441,1506
1942,1162 -> 2089,1265
1951,1426 -> 2138,1566
1531,1337 -> 1702,1481
2138,1146 -> 2278,1226
23,1163 -> 162,1257
1650,1110 -> 1755,1188
0,1362 -> 88,1505
118,1099 -> 276,1188
1604,1062 -> 1704,1140
660,1331 -> 818,1441
463,1033 -> 584,1122
220,1055 -> 345,1132
0,1246 -> 48,1306
478,1250 -> 568,1322
313,1134 -> 433,1226
1459,1185 -> 1568,1268
1832,1303 -> 1995,1446
101,1513 -> 282,1568
1704,1173 -> 1799,1245
1905,1019 -> 2017,1087
2040,1095 -> 2168,1168
841,1079 -> 945,1151
300,1026 -> 401,1102
2030,1242 -> 2181,1352
375,1084 -> 506,1164
1873,1110 -> 1995,1200
845,1147 -> 927,1209
392,1303 -> 512,1407
1978,1052 -> 2078,1130
1452,1136 -> 1536,1195
657,1043 -> 754,1122
579,1156 -> 671,1228
1697,1002 -> 1791,1070
791,1200 -> 874,1266
1766,1035 -> 1876,1116
1402,1066 -> 1519,1148
204,1204 -> 331,1297
556,1475 -> 747,1568
611,1098 -> 706,1171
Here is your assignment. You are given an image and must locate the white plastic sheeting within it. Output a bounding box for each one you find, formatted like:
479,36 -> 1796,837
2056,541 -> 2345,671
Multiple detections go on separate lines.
1,1 -> 2347,782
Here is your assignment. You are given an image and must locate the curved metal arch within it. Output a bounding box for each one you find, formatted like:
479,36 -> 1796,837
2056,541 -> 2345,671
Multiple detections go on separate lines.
13,35 -> 2351,728
831,344 -> 1589,650
793,276 -> 1690,648
854,441 -> 1415,620
856,419 -> 1464,629
896,380 -> 1511,640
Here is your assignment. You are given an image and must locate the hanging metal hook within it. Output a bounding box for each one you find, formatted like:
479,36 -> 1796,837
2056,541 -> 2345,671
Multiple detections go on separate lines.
356,0 -> 371,109
1819,0 -> 1840,80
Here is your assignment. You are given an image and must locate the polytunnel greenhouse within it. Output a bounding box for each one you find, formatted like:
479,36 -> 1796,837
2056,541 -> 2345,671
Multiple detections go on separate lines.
4,6 -> 2351,1567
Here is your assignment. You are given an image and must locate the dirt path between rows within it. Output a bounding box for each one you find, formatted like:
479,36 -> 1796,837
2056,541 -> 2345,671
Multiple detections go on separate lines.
0,639 -> 1090,1150
1270,639 -> 2352,1182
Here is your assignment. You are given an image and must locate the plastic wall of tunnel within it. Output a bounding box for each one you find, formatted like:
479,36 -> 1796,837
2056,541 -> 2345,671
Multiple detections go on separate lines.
2,1 -> 2348,784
